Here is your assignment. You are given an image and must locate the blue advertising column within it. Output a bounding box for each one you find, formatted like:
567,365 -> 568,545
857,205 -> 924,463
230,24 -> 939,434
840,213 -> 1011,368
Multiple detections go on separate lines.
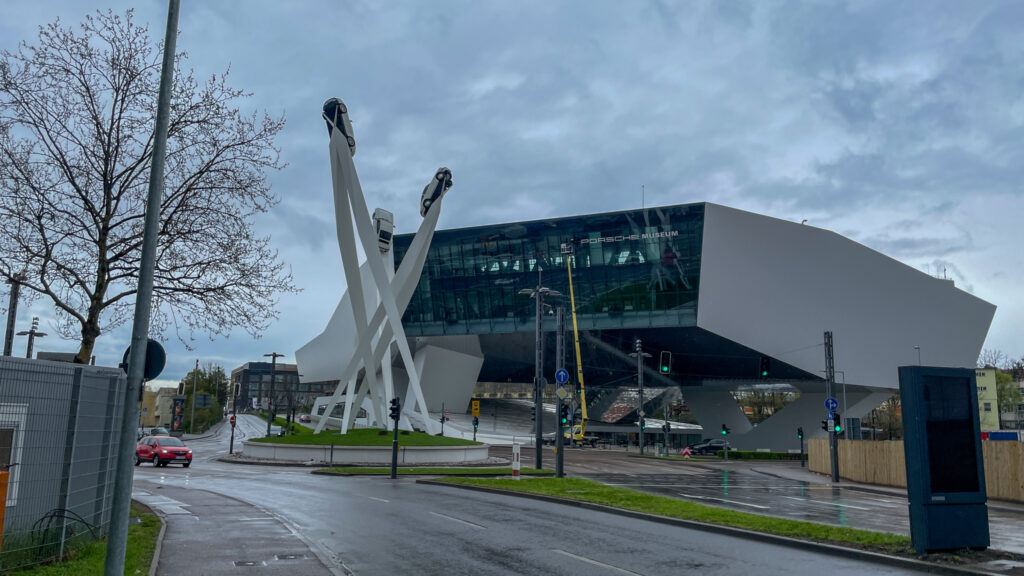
898,366 -> 989,553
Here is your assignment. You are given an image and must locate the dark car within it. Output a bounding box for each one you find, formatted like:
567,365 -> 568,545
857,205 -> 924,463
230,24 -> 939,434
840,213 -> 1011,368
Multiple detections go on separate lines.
136,435 -> 193,467
689,438 -> 730,455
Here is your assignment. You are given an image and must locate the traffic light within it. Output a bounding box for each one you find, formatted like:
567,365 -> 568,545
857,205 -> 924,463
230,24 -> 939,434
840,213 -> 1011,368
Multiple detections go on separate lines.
759,356 -> 770,378
721,424 -> 730,435
473,416 -> 479,430
559,404 -> 569,425
797,426 -> 803,439
833,413 -> 842,433
821,419 -> 828,431
639,417 -> 646,430
389,397 -> 401,421
659,351 -> 672,374
663,421 -> 670,435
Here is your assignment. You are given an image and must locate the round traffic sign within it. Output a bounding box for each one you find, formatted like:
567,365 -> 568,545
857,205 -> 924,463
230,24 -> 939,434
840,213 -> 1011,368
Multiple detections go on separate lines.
555,368 -> 569,384
824,397 -> 838,411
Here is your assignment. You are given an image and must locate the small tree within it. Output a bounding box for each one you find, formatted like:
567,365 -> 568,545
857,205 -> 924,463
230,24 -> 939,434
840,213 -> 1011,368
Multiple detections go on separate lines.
0,10 -> 296,362
996,371 -> 1022,414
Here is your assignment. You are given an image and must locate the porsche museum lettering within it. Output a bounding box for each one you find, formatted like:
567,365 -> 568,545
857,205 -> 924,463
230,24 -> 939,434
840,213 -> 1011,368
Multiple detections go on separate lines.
578,230 -> 678,245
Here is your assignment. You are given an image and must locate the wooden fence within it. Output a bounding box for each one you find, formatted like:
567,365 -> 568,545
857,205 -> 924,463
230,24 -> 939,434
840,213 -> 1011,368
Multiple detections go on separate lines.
808,438 -> 1024,503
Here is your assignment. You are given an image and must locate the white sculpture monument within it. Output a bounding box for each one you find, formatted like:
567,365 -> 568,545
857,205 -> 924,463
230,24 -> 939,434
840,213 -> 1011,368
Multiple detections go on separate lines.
298,98 -> 453,434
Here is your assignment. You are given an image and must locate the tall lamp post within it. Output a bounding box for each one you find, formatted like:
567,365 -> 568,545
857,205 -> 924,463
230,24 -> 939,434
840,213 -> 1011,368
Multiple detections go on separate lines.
519,272 -> 560,470
265,352 -> 284,437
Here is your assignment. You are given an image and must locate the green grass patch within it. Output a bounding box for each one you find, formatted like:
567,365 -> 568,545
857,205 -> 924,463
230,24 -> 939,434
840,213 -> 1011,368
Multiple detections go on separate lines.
248,427 -> 480,446
315,466 -> 553,476
4,501 -> 161,575
437,477 -> 910,552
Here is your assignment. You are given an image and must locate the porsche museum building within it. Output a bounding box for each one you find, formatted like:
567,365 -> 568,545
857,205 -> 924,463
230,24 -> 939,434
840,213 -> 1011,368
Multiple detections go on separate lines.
379,202 -> 994,451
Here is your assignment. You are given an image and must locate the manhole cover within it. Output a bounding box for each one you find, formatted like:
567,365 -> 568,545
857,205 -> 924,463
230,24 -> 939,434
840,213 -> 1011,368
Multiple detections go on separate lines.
275,554 -> 303,560
233,561 -> 260,567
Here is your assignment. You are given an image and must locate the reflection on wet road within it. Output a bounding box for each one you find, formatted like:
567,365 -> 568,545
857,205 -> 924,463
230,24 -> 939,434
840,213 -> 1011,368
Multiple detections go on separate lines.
582,469 -> 1024,554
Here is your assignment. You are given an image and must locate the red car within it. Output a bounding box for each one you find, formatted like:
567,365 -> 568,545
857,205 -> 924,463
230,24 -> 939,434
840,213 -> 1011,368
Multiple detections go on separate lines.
136,435 -> 193,467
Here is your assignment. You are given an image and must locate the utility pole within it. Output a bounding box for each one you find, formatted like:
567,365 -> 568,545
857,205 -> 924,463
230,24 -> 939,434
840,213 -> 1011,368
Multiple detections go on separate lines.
104,3 -> 179,574
555,307 -> 565,478
825,331 -> 839,483
265,352 -> 284,437
229,380 -> 238,454
629,338 -> 651,454
16,316 -> 46,359
519,271 -> 559,470
3,273 -> 25,356
189,359 -> 199,433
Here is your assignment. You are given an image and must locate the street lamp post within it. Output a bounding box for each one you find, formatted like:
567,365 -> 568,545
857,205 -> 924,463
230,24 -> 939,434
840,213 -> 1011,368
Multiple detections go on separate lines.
264,352 -> 284,437
519,272 -> 560,470
16,316 -> 46,359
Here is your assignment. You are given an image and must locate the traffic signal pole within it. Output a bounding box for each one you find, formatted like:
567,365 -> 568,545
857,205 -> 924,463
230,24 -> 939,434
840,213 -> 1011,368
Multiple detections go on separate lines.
556,308 -> 565,478
635,338 -> 644,455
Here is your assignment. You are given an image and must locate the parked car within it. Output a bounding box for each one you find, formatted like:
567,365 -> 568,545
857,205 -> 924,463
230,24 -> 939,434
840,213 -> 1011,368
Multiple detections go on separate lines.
136,435 -> 193,467
299,414 -> 312,423
688,438 -> 730,455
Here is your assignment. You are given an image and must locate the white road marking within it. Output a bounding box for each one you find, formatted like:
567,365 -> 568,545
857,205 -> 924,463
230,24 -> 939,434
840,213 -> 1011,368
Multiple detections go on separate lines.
552,549 -> 644,575
782,496 -> 870,510
677,493 -> 770,510
366,496 -> 389,503
429,511 -> 485,529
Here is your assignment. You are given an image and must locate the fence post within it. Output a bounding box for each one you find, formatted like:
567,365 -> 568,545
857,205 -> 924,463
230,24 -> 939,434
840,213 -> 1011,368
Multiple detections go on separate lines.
58,368 -> 84,560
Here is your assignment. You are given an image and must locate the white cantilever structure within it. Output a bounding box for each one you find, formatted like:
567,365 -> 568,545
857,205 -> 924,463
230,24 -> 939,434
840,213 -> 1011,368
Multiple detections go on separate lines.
298,98 -> 452,435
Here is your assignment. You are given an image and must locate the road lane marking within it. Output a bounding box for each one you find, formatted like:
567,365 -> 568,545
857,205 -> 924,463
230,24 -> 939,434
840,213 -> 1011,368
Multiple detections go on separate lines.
782,496 -> 870,510
430,511 -> 485,529
552,549 -> 644,575
366,496 -> 389,503
677,493 -> 769,509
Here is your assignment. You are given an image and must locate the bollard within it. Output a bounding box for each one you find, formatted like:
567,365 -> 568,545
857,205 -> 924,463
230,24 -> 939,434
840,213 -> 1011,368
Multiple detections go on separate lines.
512,443 -> 521,480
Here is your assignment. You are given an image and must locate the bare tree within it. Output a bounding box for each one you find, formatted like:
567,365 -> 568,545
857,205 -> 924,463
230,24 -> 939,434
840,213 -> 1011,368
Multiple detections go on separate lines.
0,10 -> 297,362
977,348 -> 1009,370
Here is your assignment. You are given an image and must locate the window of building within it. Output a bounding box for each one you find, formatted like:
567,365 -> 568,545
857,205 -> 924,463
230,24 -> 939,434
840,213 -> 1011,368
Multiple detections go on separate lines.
983,402 -> 992,412
1,403 -> 28,506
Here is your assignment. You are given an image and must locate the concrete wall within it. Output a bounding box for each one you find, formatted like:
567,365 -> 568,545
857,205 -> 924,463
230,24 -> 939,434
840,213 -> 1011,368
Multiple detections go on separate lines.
241,440 -> 489,464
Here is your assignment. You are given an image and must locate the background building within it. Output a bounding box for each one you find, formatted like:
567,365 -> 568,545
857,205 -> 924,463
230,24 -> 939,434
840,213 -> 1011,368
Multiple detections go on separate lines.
975,369 -> 999,431
230,361 -> 332,414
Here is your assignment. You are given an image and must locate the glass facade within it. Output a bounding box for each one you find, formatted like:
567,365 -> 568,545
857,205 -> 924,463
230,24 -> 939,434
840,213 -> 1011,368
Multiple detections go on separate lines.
393,203 -> 704,337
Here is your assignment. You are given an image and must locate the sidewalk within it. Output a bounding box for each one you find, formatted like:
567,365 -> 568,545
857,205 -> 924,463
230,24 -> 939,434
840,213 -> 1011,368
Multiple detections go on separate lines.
745,461 -> 1024,514
134,480 -> 339,576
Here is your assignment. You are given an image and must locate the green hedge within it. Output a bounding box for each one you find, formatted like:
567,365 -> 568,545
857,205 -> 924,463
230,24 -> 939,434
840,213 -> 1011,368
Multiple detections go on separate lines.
715,450 -> 804,460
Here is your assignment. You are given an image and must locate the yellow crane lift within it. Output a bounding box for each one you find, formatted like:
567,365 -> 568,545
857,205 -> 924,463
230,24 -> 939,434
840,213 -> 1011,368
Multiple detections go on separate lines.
564,252 -> 596,447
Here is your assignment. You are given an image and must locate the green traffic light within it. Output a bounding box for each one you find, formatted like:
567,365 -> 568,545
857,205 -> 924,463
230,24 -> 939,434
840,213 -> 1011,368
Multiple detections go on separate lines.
834,424 -> 841,433
721,430 -> 726,435
761,370 -> 768,377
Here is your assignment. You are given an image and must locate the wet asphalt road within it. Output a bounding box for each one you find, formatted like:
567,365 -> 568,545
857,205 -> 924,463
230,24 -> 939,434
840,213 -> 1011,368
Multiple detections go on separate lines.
130,415 -> 935,575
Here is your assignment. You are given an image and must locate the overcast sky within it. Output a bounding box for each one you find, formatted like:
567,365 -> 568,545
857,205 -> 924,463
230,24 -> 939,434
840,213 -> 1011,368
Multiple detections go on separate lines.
2,1 -> 1022,386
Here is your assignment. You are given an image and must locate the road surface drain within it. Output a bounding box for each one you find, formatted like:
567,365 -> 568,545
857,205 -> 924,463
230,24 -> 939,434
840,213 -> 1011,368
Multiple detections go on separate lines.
233,561 -> 259,566
275,554 -> 303,560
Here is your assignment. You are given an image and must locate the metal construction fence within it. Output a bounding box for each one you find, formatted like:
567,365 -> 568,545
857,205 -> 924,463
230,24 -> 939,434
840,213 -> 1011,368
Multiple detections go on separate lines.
0,356 -> 127,572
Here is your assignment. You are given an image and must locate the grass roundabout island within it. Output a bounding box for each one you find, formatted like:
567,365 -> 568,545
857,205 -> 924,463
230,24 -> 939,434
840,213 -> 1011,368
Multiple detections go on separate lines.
240,417 -> 488,464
